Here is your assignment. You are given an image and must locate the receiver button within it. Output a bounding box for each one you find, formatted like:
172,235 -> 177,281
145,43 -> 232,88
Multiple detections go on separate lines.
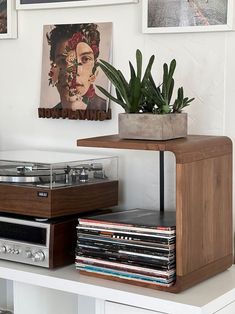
25,250 -> 33,258
0,246 -> 6,254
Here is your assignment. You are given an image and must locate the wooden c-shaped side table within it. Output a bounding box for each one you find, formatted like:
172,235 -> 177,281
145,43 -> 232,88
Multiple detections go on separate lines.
77,135 -> 233,293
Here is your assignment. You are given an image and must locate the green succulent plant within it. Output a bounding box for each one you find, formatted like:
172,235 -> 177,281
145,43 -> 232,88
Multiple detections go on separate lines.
97,50 -> 194,114
144,59 -> 176,114
145,59 -> 195,114
96,49 -> 155,113
172,87 -> 195,113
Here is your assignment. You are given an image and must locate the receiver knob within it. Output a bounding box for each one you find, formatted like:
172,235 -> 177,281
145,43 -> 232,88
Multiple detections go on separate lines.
32,251 -> 45,262
0,246 -> 6,254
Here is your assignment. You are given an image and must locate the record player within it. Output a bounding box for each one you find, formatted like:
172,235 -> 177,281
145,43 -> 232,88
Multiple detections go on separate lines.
0,150 -> 118,218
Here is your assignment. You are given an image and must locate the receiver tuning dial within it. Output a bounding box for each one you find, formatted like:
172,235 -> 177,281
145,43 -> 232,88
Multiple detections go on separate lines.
32,251 -> 45,262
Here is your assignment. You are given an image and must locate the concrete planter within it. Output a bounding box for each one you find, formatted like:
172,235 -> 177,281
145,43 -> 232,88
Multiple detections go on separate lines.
118,112 -> 187,140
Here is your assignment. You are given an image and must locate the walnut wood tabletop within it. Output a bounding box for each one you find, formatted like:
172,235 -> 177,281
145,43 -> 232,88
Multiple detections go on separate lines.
77,135 -> 232,163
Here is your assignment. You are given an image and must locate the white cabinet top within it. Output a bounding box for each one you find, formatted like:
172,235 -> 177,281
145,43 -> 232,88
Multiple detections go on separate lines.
1,261 -> 235,314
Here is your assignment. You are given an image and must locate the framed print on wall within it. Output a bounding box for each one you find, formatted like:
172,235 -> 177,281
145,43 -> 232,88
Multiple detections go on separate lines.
0,0 -> 17,39
16,0 -> 138,10
38,22 -> 113,121
142,0 -> 233,33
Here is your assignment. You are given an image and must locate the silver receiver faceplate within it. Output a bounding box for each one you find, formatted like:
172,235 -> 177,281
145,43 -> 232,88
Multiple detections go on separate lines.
0,216 -> 50,268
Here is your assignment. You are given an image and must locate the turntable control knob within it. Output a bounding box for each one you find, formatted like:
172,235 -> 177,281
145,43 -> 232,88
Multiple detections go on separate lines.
0,246 -> 6,254
32,251 -> 45,262
25,250 -> 33,258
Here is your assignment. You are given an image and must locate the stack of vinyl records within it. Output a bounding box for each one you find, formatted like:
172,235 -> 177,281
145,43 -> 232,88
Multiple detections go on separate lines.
76,209 -> 176,288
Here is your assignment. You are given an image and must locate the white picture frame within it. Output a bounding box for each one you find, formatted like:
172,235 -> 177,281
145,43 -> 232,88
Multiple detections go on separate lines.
0,0 -> 17,39
142,0 -> 233,33
16,0 -> 138,10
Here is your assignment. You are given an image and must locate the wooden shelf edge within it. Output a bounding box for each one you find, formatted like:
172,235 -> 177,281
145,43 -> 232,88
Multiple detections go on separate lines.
77,135 -> 232,163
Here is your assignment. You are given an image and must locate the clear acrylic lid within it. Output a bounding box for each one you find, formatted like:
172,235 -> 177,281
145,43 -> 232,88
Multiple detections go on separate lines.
0,150 -> 118,189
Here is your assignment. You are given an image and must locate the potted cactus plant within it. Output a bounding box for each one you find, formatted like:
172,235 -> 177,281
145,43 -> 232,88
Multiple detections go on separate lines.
96,50 -> 194,140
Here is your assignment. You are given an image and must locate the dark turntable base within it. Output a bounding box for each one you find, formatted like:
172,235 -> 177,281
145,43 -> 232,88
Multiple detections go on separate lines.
0,180 -> 118,218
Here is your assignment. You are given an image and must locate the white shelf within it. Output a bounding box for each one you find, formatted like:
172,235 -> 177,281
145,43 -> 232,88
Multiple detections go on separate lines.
1,261 -> 235,314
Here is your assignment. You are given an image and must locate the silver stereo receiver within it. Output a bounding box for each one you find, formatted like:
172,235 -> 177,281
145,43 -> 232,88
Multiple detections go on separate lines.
0,214 -> 78,268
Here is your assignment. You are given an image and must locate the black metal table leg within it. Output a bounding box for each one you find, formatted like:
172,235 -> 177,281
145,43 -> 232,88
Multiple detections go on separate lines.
159,151 -> 164,213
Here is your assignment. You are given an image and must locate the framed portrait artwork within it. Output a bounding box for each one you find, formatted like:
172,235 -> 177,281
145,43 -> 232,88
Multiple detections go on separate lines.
16,0 -> 138,10
142,0 -> 233,33
0,0 -> 17,39
38,22 -> 113,120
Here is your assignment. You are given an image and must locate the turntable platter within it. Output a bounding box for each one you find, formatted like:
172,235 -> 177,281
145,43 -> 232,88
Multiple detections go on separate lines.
0,175 -> 42,184
0,169 -> 65,184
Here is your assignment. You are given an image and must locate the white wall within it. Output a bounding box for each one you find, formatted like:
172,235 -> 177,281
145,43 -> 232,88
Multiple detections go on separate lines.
0,1 -> 235,213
